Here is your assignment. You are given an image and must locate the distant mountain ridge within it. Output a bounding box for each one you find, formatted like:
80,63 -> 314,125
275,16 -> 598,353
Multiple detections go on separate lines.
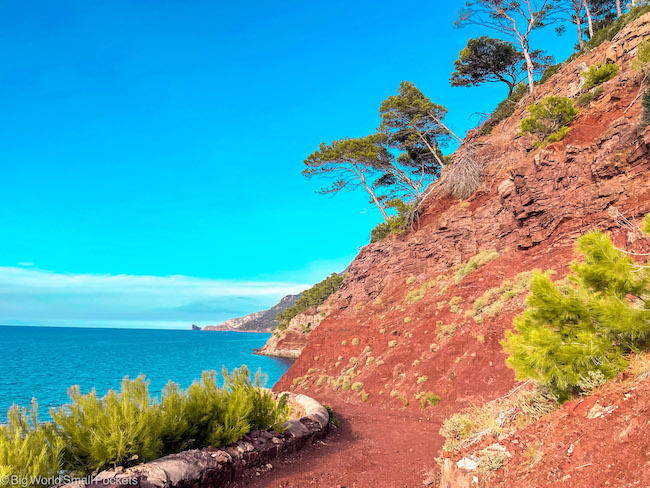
199,294 -> 301,332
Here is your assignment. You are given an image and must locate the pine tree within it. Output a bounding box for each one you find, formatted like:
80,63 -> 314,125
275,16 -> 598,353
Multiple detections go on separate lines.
503,227 -> 650,398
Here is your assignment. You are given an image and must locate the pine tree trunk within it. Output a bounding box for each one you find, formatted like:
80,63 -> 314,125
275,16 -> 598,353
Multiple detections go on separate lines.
521,44 -> 536,94
576,13 -> 584,49
359,174 -> 389,222
582,0 -> 594,38
616,0 -> 622,18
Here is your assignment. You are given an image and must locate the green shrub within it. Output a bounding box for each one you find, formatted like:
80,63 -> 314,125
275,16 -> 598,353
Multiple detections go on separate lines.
577,91 -> 595,107
51,375 -> 164,474
352,382 -> 363,392
370,199 -> 414,243
351,338 -> 360,346
0,402 -> 64,486
546,125 -> 571,143
634,36 -> 650,72
581,63 -> 619,90
519,96 -> 578,143
503,229 -> 650,398
388,340 -> 398,348
46,367 -> 288,475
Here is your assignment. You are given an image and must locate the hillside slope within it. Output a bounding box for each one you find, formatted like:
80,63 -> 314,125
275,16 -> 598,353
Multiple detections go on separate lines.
201,294 -> 299,332
266,12 -> 650,487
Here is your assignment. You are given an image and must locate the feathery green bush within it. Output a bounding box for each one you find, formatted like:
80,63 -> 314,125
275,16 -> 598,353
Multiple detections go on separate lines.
581,63 -> 619,90
503,229 -> 650,398
51,375 -> 162,474
2,367 -> 287,478
0,401 -> 64,488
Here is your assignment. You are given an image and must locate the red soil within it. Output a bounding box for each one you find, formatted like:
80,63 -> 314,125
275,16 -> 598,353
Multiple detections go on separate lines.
450,371 -> 650,488
238,401 -> 444,488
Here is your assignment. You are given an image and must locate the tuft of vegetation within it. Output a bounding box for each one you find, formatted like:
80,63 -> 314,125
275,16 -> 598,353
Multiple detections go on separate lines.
351,338 -> 360,346
370,199 -> 415,243
405,288 -> 425,304
406,275 -> 416,285
352,382 -> 364,392
581,63 -> 619,90
440,386 -> 558,452
388,340 -> 398,348
519,96 -> 578,145
1,367 -> 288,478
503,227 -> 650,398
437,322 -> 457,340
276,273 -> 344,330
576,91 -> 595,108
455,250 -> 500,284
322,404 -> 341,428
416,391 -> 440,410
449,296 -> 463,313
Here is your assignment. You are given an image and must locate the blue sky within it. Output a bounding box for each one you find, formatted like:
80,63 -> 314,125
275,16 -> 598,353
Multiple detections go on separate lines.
0,0 -> 575,328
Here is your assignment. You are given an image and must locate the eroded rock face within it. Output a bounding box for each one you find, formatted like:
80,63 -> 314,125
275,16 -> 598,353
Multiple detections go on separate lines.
273,13 -> 650,416
256,300 -> 335,358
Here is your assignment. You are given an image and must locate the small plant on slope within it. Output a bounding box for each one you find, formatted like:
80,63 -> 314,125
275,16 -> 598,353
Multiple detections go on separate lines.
519,96 -> 578,146
581,63 -> 619,90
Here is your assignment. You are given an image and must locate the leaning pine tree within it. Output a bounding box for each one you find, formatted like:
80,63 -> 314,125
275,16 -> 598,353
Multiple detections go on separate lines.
503,218 -> 650,399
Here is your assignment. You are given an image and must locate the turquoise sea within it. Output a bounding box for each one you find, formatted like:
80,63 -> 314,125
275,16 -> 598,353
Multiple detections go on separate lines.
0,325 -> 292,422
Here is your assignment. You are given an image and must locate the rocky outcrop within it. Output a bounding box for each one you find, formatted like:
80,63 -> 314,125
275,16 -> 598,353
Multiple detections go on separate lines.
87,393 -> 329,488
256,300 -> 335,358
201,294 -> 300,333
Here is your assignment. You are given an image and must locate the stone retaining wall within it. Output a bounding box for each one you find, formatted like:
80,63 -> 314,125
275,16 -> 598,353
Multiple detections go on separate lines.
91,393 -> 329,488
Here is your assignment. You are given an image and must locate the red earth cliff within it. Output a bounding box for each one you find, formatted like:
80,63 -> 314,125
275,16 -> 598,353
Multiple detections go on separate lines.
262,13 -> 650,488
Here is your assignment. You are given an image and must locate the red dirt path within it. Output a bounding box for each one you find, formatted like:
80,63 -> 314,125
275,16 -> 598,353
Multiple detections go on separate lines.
237,401 -> 443,488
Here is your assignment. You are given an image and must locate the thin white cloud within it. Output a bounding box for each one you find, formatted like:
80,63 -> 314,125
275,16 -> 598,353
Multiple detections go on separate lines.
0,266 -> 311,329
